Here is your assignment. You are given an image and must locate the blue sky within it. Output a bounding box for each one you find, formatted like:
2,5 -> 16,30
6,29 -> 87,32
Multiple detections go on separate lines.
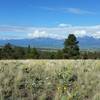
0,0 -> 100,39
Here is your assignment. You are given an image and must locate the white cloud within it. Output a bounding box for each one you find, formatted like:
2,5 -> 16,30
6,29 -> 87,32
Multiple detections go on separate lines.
66,8 -> 95,15
0,25 -> 100,39
58,23 -> 72,27
38,7 -> 96,15
28,30 -> 65,39
27,25 -> 100,39
73,30 -> 87,37
28,30 -> 47,38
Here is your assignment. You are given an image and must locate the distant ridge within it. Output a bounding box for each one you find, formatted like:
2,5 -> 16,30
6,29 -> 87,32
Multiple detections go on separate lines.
0,37 -> 100,50
0,38 -> 63,49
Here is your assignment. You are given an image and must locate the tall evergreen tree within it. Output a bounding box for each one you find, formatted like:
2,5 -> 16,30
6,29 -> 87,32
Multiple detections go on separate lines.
63,34 -> 80,58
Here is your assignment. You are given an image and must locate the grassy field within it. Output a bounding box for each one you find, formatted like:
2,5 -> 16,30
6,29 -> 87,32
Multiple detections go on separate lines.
0,60 -> 100,100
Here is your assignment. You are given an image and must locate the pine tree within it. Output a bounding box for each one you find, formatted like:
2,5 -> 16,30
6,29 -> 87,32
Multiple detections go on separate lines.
63,34 -> 80,58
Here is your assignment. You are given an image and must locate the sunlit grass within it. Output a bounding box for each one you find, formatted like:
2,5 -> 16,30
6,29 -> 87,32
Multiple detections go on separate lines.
0,60 -> 100,100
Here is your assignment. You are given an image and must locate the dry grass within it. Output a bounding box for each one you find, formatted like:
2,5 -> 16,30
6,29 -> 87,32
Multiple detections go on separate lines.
0,60 -> 100,100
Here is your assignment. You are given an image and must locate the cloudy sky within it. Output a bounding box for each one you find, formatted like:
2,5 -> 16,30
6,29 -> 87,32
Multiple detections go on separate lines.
0,0 -> 100,39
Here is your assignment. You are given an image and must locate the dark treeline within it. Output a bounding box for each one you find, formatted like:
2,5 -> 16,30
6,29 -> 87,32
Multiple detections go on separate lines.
0,34 -> 100,59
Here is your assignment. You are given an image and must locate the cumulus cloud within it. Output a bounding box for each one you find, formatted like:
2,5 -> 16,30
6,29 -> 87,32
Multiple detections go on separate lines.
28,30 -> 47,38
73,30 -> 87,37
0,25 -> 100,39
28,30 -> 65,39
58,23 -> 72,27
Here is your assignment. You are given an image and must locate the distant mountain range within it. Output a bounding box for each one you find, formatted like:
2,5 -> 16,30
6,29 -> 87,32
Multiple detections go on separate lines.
0,36 -> 100,50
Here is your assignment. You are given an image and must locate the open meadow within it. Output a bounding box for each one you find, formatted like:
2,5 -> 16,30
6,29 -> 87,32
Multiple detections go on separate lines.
0,60 -> 100,100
